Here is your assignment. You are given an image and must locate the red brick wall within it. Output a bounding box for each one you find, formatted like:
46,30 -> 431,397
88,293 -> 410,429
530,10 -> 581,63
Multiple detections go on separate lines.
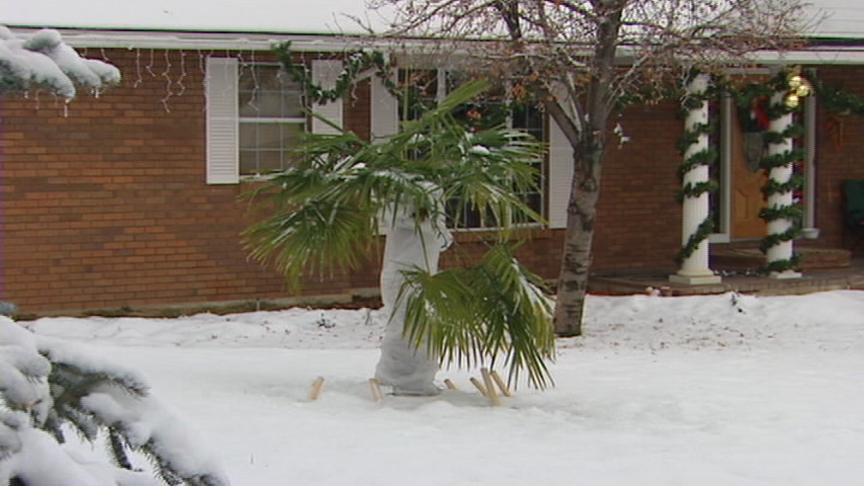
3,48 -> 858,313
344,79 -> 371,142
0,49 -> 378,312
0,47 -> 694,313
813,66 -> 864,251
441,101 -> 684,281
593,102 -> 683,272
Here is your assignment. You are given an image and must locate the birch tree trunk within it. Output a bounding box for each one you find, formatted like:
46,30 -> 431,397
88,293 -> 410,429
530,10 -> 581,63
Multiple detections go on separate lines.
551,2 -> 622,336
553,144 -> 604,336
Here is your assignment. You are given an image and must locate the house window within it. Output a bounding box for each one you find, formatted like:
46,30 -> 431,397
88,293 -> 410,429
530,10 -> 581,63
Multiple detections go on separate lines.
238,64 -> 306,176
509,100 -> 545,223
398,68 -> 546,229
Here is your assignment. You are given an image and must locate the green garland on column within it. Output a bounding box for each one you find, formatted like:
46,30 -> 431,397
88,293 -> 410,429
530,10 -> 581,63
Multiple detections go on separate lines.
675,74 -> 719,265
757,72 -> 805,274
676,218 -> 716,265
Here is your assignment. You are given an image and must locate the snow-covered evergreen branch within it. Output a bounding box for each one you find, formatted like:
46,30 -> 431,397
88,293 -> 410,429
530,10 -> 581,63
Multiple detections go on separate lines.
0,25 -> 120,99
0,318 -> 229,486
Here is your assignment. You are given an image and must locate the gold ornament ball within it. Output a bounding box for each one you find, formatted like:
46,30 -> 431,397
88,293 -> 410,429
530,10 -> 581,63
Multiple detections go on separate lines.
796,83 -> 811,98
785,94 -> 800,109
788,75 -> 803,90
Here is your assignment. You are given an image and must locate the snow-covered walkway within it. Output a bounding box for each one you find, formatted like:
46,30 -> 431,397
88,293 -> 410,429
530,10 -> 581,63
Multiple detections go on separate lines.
24,291 -> 864,485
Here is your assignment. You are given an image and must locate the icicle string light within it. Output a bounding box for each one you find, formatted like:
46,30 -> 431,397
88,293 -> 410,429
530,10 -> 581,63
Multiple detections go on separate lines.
237,51 -> 246,83
221,50 -> 232,109
248,50 -> 260,113
201,50 -> 209,113
176,51 -> 187,96
146,49 -> 156,78
198,50 -> 206,76
133,48 -> 143,88
160,50 -> 173,112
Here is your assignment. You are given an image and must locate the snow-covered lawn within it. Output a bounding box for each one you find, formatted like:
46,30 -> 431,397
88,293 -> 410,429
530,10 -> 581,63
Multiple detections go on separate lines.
24,291 -> 864,485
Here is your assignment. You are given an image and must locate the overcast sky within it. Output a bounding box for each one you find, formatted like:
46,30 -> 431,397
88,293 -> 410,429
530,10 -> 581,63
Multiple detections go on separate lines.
0,0 -> 393,34
0,0 -> 861,38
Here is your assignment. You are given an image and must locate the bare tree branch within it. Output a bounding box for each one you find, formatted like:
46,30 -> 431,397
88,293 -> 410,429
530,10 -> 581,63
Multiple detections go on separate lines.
367,0 -> 809,335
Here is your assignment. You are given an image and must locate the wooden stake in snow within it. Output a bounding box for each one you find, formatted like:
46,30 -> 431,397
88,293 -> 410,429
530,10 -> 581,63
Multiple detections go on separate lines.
308,377 -> 325,401
481,368 -> 501,406
444,379 -> 458,391
489,370 -> 512,397
369,378 -> 384,402
470,377 -> 488,397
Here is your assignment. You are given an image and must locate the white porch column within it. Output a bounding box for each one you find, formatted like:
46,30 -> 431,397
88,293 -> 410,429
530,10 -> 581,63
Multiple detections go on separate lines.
671,74 -> 721,285
765,91 -> 802,279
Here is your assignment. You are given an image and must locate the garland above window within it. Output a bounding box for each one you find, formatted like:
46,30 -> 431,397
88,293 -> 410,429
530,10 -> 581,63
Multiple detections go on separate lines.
816,81 -> 864,116
273,42 -> 398,105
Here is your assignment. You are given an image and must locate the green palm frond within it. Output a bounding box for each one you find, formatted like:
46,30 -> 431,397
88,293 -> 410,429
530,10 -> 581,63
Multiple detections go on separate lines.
441,128 -> 544,229
398,244 -> 556,389
243,78 -> 547,287
243,191 -> 379,288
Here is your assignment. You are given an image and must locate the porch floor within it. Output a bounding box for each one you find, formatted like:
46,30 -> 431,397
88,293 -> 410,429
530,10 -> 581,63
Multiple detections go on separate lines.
588,257 -> 864,296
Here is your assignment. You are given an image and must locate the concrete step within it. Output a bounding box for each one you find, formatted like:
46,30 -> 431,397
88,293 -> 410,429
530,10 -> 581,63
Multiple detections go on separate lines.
710,246 -> 851,272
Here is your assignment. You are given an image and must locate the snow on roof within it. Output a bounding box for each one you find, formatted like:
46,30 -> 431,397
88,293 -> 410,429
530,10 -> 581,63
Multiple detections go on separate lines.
0,0 -> 862,40
0,0 -> 394,35
805,0 -> 864,39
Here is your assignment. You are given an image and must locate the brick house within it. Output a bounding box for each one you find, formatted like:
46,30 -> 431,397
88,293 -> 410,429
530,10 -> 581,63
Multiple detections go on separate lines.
1,2 -> 863,313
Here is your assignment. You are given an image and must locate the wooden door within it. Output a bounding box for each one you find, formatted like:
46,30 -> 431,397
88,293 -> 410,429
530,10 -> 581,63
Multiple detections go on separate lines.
730,109 -> 767,239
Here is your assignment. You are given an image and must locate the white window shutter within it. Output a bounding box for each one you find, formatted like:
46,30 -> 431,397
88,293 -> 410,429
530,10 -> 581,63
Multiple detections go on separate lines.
205,57 -> 239,184
371,71 -> 398,142
548,115 -> 574,229
311,60 -> 344,134
371,71 -> 399,235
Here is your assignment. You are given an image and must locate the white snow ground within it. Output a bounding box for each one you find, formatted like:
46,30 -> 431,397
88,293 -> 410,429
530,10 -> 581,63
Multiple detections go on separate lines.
22,291 -> 864,486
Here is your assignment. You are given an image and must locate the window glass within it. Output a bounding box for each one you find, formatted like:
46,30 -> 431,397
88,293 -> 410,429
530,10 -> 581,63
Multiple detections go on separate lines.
398,69 -> 438,121
709,97 -> 723,232
238,64 -> 306,176
398,68 -> 546,229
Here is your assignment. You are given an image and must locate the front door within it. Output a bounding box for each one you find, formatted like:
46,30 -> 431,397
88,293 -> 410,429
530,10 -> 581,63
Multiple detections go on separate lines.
730,109 -> 767,239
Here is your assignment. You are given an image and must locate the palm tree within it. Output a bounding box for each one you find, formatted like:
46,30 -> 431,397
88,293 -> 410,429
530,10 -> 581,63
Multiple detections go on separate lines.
244,80 -> 556,394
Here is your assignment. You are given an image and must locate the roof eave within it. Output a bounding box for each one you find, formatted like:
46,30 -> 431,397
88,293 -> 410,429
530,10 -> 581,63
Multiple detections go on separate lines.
8,25 -> 864,65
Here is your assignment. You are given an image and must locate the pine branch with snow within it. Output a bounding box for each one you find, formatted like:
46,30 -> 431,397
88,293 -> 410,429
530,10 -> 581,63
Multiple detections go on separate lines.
0,25 -> 120,99
0,318 -> 229,486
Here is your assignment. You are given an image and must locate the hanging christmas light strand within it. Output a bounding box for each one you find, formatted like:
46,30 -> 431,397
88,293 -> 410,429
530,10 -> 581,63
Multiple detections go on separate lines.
146,48 -> 156,78
198,50 -> 206,76
199,50 -> 210,113
248,50 -> 260,113
133,48 -> 143,88
176,51 -> 187,97
160,50 -> 173,113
